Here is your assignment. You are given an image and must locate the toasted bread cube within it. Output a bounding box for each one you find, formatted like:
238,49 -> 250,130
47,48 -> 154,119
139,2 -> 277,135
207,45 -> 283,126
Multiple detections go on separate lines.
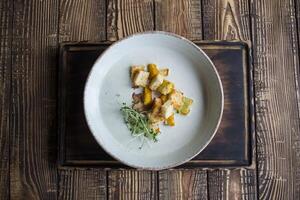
159,68 -> 169,76
168,90 -> 183,110
131,66 -> 145,87
157,80 -> 174,95
147,64 -> 159,78
179,97 -> 193,115
161,100 -> 174,119
130,66 -> 144,79
133,70 -> 149,87
149,74 -> 164,90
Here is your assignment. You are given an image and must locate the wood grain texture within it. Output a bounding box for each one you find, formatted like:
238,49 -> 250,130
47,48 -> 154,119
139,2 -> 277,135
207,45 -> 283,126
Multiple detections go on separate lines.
202,0 -> 250,41
297,0 -> 300,52
107,0 -> 154,41
251,0 -> 300,199
108,170 -> 157,200
59,168 -> 107,200
208,169 -> 256,200
105,1 -> 158,199
58,1 -> 107,199
155,0 -> 202,40
0,0 -> 12,199
59,0 -> 106,42
10,0 -> 59,199
154,1 -> 209,198
202,0 -> 257,199
159,170 -> 208,200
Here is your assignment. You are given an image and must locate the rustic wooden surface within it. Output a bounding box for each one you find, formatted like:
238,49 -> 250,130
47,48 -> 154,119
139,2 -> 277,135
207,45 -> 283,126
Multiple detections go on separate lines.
0,0 -> 12,199
1,0 -> 300,199
203,0 -> 257,199
251,0 -> 300,199
10,0 -> 59,199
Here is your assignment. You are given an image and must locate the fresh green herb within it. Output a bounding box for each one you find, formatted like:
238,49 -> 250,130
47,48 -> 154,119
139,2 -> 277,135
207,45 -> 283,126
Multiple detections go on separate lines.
120,105 -> 158,143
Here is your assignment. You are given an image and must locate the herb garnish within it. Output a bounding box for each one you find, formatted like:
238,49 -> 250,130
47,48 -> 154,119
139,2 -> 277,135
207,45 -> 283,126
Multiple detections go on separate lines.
120,104 -> 158,144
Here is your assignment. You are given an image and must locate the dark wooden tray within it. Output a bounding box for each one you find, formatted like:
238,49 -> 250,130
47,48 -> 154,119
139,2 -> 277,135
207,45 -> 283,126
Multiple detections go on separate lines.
58,41 -> 254,168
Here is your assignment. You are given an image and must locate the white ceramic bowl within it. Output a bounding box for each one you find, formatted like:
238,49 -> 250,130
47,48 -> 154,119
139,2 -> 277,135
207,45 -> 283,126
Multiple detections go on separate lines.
84,31 -> 223,170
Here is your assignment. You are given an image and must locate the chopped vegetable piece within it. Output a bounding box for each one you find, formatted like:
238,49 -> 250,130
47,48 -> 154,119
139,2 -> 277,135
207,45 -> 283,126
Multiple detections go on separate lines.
168,90 -> 183,110
179,97 -> 193,115
159,68 -> 169,76
143,87 -> 152,106
152,98 -> 162,114
161,100 -> 174,119
149,122 -> 160,133
121,105 -> 158,142
157,80 -> 174,95
147,64 -> 159,78
132,93 -> 146,112
165,114 -> 175,126
160,94 -> 168,103
133,70 -> 149,87
149,74 -> 164,90
148,98 -> 163,123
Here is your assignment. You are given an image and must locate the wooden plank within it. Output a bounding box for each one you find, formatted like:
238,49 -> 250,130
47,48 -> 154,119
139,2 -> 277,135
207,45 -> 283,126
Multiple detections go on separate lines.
59,168 -> 107,200
59,0 -> 106,42
154,0 -> 208,198
108,170 -> 157,200
250,0 -> 300,199
105,2 -> 158,199
202,0 -> 250,41
155,0 -> 202,40
0,0 -> 12,199
202,0 -> 257,199
297,0 -> 300,52
208,169 -> 256,200
10,0 -> 59,199
159,170 -> 208,200
107,0 -> 154,41
154,0 -> 207,197
58,1 -> 108,199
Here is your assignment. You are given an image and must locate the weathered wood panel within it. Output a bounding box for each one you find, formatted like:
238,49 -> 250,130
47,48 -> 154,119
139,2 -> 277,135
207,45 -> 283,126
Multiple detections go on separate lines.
59,168 -> 107,200
251,0 -> 300,199
208,169 -> 256,200
202,0 -> 250,41
154,1 -> 208,198
58,1 -> 107,199
155,0 -> 202,40
107,0 -> 154,41
159,170 -> 208,200
202,0 -> 257,199
10,0 -> 59,199
105,2 -> 158,199
0,0 -> 12,199
297,0 -> 300,53
59,0 -> 106,42
108,170 -> 157,200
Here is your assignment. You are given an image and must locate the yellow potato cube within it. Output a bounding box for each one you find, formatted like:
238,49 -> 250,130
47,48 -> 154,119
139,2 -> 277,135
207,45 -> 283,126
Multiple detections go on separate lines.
143,87 -> 152,106
147,64 -> 159,79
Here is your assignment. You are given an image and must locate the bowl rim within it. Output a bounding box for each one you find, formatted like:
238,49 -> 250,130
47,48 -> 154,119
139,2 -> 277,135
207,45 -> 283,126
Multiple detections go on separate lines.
83,31 -> 224,170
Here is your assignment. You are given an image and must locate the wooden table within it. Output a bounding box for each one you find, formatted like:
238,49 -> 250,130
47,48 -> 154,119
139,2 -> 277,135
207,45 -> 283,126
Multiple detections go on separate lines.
1,0 -> 299,199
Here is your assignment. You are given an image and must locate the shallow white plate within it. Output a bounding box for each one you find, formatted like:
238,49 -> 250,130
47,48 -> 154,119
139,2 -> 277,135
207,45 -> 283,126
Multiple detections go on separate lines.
84,31 -> 223,170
